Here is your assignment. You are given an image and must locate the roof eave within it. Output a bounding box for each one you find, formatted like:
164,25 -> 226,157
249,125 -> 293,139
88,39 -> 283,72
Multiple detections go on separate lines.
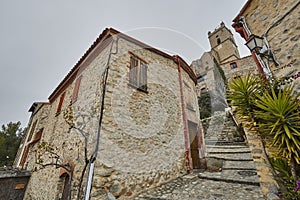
232,0 -> 253,23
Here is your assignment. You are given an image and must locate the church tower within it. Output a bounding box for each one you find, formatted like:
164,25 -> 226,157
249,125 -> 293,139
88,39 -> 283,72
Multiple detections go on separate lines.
208,22 -> 240,64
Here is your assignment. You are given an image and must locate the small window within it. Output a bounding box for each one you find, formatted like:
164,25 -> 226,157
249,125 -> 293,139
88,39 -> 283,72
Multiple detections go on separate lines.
71,76 -> 82,103
197,74 -> 206,83
31,128 -> 43,144
230,62 -> 238,69
27,120 -> 37,142
57,92 -> 66,114
217,38 -> 221,45
20,145 -> 30,168
129,55 -> 147,92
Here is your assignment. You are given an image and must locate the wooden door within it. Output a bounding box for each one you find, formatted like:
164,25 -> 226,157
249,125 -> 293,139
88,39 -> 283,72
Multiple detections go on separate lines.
188,121 -> 201,169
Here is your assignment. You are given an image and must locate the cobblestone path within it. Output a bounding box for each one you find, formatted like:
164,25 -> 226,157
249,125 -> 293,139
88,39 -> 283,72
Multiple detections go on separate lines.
131,172 -> 264,200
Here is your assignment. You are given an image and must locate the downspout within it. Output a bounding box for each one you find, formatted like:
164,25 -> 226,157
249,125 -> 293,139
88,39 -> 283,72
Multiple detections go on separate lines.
84,35 -> 119,200
176,56 -> 191,173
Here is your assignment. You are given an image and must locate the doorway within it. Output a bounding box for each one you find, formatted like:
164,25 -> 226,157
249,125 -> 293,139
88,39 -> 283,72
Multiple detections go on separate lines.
188,120 -> 201,169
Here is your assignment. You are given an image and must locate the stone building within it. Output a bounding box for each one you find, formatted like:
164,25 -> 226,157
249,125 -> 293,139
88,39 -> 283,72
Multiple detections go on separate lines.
232,0 -> 300,93
191,22 -> 258,113
14,28 -> 204,199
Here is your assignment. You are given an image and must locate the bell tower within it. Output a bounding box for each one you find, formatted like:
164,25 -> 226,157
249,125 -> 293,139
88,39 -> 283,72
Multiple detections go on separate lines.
208,22 -> 240,64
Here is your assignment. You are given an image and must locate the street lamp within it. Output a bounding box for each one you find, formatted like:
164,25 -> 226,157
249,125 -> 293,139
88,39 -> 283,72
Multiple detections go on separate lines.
245,34 -> 264,52
245,34 -> 279,66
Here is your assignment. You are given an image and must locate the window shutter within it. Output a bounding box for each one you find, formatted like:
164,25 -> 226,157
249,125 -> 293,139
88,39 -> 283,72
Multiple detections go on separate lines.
27,120 -> 37,142
129,54 -> 147,92
20,145 -> 30,168
140,62 -> 147,91
57,92 -> 66,113
71,76 -> 82,103
129,56 -> 138,87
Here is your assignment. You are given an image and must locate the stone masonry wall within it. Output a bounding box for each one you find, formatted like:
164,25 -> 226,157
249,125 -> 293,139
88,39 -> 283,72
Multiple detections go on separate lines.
90,37 -> 198,199
241,0 -> 300,92
220,55 -> 258,80
23,40 -> 112,200
208,23 -> 240,64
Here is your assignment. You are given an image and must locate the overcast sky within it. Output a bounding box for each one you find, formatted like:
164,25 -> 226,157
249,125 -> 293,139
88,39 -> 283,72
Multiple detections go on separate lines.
0,0 -> 249,128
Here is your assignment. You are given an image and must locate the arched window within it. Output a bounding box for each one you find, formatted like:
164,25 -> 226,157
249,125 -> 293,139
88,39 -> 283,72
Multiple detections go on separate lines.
217,38 -> 221,45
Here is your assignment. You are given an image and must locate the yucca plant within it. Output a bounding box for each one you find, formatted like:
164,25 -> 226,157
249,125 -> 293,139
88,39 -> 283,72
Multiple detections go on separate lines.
227,74 -> 261,122
254,86 -> 300,180
227,73 -> 278,177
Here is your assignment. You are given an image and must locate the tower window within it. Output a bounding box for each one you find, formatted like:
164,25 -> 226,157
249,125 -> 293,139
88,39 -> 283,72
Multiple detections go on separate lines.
230,62 -> 238,69
217,38 -> 221,45
197,74 -> 206,83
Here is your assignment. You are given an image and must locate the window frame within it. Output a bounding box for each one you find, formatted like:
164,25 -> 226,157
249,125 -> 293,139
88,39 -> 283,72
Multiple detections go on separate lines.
71,75 -> 82,104
56,92 -> 66,114
128,53 -> 148,93
230,62 -> 238,69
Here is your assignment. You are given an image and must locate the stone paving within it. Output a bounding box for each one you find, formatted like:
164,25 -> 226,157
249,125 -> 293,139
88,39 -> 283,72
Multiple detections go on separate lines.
129,113 -> 265,200
130,172 -> 264,200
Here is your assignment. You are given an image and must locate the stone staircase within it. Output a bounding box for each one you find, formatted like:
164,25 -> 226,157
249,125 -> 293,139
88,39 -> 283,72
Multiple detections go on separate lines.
200,112 -> 261,186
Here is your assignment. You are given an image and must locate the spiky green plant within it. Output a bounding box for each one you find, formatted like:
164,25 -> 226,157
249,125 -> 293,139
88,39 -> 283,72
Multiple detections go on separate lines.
254,86 -> 300,179
227,74 -> 261,122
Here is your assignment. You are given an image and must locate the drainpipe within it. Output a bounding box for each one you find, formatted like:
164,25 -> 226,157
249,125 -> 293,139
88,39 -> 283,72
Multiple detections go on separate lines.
176,56 -> 191,173
84,35 -> 119,200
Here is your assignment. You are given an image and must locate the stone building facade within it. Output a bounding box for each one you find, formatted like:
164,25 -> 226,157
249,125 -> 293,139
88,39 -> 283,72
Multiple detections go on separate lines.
208,22 -> 240,65
191,22 -> 258,82
14,28 -> 203,199
232,0 -> 300,93
191,22 -> 258,113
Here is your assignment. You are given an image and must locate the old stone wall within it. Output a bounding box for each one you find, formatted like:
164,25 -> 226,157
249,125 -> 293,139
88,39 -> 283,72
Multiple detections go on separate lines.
208,23 -> 240,64
191,52 -> 214,77
191,52 -> 216,96
23,40 -> 112,200
220,55 -> 258,79
208,23 -> 235,50
214,40 -> 240,64
90,37 -> 198,199
240,0 -> 300,92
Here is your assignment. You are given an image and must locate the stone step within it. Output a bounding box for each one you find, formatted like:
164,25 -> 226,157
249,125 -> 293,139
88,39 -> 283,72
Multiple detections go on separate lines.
207,154 -> 253,161
205,140 -> 247,146
207,150 -> 251,154
206,145 -> 249,149
198,169 -> 260,186
222,127 -> 236,132
223,160 -> 256,169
